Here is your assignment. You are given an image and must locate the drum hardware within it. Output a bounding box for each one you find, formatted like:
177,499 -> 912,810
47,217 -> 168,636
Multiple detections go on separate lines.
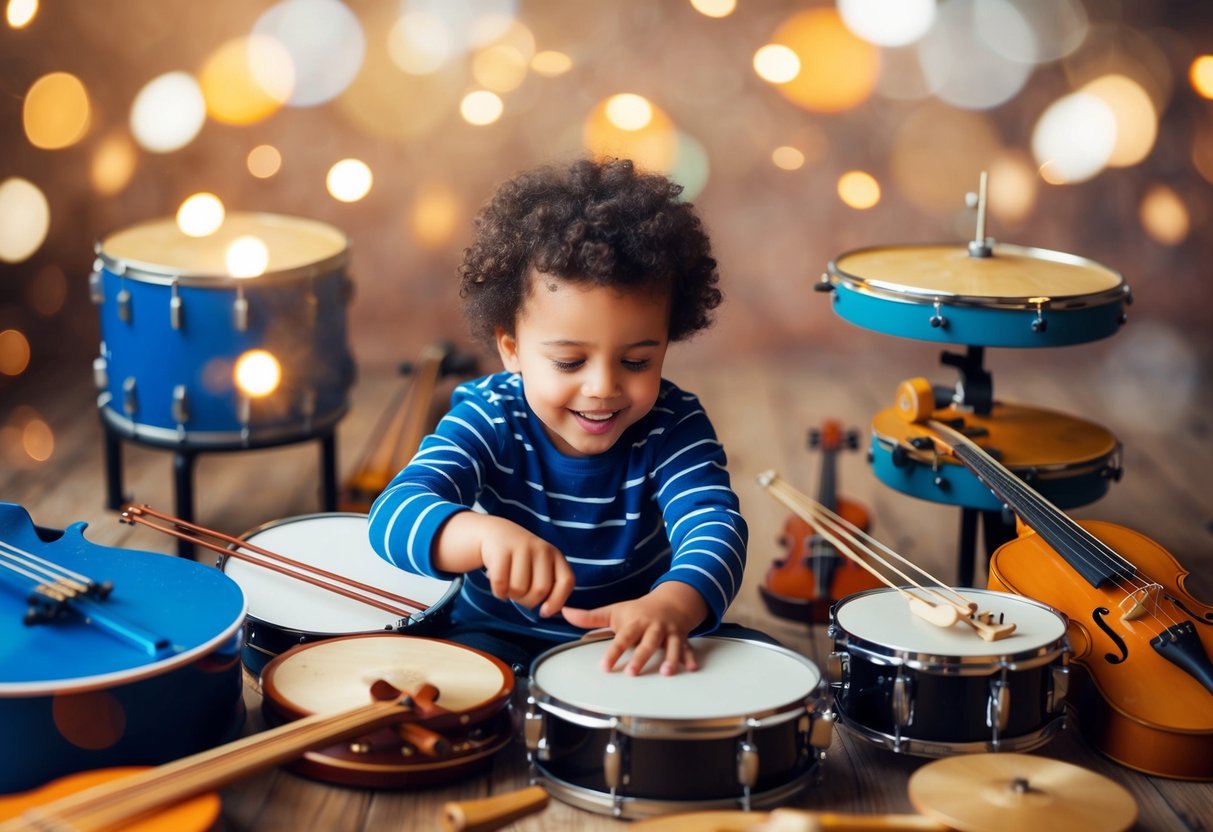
526,635 -> 829,818
92,213 -> 355,556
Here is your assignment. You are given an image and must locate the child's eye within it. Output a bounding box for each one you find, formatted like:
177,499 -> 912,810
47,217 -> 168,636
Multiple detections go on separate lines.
552,359 -> 583,372
622,359 -> 652,372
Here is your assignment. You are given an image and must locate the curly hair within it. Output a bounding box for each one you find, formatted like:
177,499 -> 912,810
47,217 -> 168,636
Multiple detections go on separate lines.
458,158 -> 721,347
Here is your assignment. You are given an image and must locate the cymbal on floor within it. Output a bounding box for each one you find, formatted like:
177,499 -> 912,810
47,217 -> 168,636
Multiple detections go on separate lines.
907,753 -> 1137,832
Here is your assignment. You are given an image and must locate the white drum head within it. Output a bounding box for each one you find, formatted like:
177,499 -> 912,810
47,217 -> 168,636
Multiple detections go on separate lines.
266,635 -> 509,714
226,513 -> 455,634
834,588 -> 1066,658
532,637 -> 821,720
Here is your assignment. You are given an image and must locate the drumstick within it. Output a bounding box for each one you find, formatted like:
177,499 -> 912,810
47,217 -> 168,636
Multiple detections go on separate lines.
120,505 -> 427,616
755,808 -> 947,831
758,472 -> 1016,640
441,785 -> 550,832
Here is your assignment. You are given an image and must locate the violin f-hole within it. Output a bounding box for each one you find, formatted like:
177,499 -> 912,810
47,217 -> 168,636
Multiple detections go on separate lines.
1092,607 -> 1130,664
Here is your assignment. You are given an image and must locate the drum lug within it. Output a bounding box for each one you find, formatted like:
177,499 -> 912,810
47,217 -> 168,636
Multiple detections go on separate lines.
1048,664 -> 1070,713
987,677 -> 1011,735
603,727 -> 625,791
122,377 -> 138,416
1030,300 -> 1048,333
891,670 -> 913,728
93,356 -> 108,391
928,300 -> 948,330
89,263 -> 104,304
808,709 -> 835,751
117,287 -> 132,323
172,385 -> 190,427
170,282 -> 183,330
523,700 -> 548,760
736,738 -> 759,790
826,650 -> 846,685
814,273 -> 834,293
233,288 -> 249,332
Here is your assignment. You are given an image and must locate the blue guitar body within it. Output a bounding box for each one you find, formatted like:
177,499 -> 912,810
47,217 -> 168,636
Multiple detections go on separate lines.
0,503 -> 247,793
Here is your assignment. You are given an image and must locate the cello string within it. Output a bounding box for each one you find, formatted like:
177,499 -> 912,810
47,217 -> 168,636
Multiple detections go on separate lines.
928,421 -> 1181,631
121,506 -> 427,614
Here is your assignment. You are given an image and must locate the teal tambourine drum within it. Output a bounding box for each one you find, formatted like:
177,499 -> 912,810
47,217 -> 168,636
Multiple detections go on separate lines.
0,502 -> 247,794
822,242 -> 1130,348
90,212 -> 355,447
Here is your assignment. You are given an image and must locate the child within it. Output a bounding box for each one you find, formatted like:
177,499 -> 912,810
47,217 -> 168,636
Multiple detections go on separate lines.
368,157 -> 747,676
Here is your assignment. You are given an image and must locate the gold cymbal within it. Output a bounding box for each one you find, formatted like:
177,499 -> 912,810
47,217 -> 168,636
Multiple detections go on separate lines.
908,753 -> 1137,832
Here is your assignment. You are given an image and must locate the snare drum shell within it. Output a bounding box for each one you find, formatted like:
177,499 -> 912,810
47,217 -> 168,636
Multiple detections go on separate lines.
829,589 -> 1068,754
94,213 -> 354,446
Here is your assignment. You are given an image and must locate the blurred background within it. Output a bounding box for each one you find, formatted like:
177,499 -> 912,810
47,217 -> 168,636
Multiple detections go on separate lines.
2,0 -> 1211,475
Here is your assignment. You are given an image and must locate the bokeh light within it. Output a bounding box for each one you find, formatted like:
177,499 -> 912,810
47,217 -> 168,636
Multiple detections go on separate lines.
1012,0 -> 1088,63
6,0 -> 36,28
90,131 -> 138,196
225,236 -> 270,278
531,50 -> 572,77
176,193 -> 226,238
772,146 -> 806,171
199,36 -> 288,125
690,0 -> 735,19
986,151 -> 1038,225
1139,184 -> 1189,246
1189,55 -> 1213,99
837,170 -> 881,209
326,158 -> 373,202
890,105 -> 1001,215
0,329 -> 31,376
130,72 -> 207,153
768,8 -> 878,113
460,90 -> 505,125
252,0 -> 364,106
1032,91 -> 1116,184
838,0 -> 935,47
234,349 -> 282,398
917,0 -> 1032,109
753,44 -> 800,84
388,11 -> 452,75
584,94 -> 677,173
409,181 -> 462,249
1193,114 -> 1213,186
0,177 -> 50,263
23,72 -> 90,150
667,131 -> 710,202
247,144 -> 283,179
22,417 -> 53,462
1082,74 -> 1156,168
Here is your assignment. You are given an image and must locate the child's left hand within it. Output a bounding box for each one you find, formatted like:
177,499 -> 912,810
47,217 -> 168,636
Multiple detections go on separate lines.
562,582 -> 708,676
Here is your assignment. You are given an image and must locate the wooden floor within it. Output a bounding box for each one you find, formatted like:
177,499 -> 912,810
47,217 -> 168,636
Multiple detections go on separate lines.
4,342 -> 1212,831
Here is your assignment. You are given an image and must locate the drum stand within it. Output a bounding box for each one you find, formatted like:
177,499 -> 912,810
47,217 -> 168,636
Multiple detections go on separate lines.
934,346 -> 1015,587
102,414 -> 339,558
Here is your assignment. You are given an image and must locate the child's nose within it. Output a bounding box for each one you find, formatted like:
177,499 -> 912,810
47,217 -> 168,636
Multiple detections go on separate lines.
582,363 -> 618,398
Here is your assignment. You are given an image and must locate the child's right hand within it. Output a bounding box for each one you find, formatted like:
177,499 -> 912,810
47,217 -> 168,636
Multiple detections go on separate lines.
435,513 -> 576,617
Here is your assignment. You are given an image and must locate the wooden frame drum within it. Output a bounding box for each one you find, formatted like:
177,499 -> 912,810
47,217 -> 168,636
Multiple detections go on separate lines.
525,635 -> 831,818
828,588 -> 1070,757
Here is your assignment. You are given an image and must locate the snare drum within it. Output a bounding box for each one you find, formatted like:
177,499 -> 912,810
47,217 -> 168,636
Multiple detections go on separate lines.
220,513 -> 461,673
525,636 -> 831,818
260,634 -> 514,788
869,400 -> 1121,511
825,243 -> 1130,348
91,212 -> 354,446
828,588 -> 1069,757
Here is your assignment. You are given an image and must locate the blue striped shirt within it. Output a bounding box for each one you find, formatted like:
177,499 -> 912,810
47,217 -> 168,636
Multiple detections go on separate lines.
367,371 -> 748,642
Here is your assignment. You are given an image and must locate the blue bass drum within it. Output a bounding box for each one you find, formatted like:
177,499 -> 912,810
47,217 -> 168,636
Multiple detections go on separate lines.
0,503 -> 247,794
91,213 -> 354,447
824,243 -> 1130,348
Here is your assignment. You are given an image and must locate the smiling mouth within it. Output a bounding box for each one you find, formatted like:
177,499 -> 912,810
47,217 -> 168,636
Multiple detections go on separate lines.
575,410 -> 618,421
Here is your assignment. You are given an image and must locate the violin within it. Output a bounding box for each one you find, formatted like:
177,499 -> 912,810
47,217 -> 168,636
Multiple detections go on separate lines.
761,420 -> 882,624
0,680 -> 448,831
0,503 -> 246,794
895,378 -> 1213,780
339,342 -> 477,512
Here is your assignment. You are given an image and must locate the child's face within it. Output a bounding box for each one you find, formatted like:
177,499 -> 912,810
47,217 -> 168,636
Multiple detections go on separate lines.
496,275 -> 670,457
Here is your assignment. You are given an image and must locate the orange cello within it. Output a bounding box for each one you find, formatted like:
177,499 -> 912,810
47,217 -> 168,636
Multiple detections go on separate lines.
760,420 -> 883,624
894,378 -> 1213,780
